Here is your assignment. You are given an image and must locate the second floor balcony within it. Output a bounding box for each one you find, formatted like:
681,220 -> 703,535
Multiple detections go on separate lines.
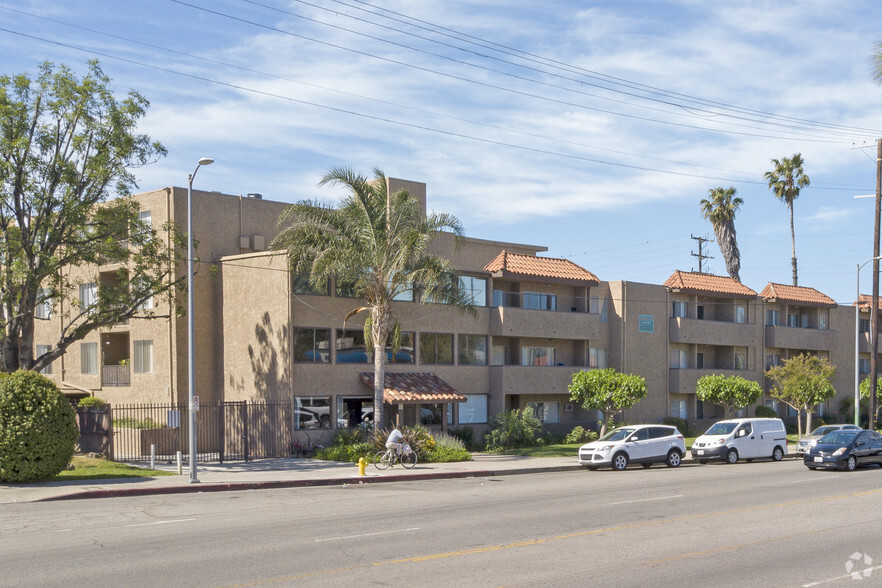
764,324 -> 835,351
669,316 -> 757,346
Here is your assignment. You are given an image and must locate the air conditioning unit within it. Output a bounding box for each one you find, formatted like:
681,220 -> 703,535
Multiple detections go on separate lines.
251,234 -> 265,250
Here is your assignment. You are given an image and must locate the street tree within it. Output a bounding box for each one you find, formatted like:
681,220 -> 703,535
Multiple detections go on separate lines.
763,154 -> 810,286
700,186 -> 743,281
858,376 -> 882,427
765,354 -> 835,437
695,373 -> 762,419
568,367 -> 647,437
0,61 -> 178,373
272,166 -> 474,429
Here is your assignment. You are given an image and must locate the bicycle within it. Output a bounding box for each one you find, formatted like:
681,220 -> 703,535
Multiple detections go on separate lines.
374,443 -> 418,470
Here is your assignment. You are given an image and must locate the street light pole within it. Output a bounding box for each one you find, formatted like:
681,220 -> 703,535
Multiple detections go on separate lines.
855,257 -> 881,426
187,157 -> 213,483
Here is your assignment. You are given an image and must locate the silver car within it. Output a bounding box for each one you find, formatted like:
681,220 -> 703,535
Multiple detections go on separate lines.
796,424 -> 861,454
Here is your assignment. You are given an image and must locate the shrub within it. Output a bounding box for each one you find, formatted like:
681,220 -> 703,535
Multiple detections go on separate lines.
423,433 -> 471,463
564,426 -> 596,444
449,425 -> 483,451
484,408 -> 542,451
0,371 -> 79,483
314,442 -> 373,463
755,405 -> 778,418
661,417 -> 689,436
77,396 -> 106,409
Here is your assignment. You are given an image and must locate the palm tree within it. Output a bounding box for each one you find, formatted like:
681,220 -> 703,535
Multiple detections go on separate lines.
272,167 -> 474,429
871,40 -> 882,85
764,153 -> 810,286
699,186 -> 743,281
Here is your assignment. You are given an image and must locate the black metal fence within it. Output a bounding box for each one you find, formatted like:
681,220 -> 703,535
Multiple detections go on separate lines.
106,401 -> 291,463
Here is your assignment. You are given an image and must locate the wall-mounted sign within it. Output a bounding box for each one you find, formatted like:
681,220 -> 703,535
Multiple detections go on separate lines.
638,314 -> 654,333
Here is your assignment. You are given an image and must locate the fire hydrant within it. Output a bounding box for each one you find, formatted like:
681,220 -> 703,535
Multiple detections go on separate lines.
358,457 -> 366,476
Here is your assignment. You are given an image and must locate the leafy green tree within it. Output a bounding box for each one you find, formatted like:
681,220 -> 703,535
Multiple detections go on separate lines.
568,368 -> 647,436
763,154 -> 810,286
695,373 -> 762,418
765,354 -> 835,437
700,186 -> 743,281
858,376 -> 882,427
484,407 -> 542,451
272,167 -> 474,428
0,61 -> 177,373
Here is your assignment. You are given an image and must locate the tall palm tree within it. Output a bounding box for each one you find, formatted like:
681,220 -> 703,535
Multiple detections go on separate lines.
871,40 -> 882,85
272,167 -> 474,429
764,153 -> 810,286
699,186 -> 743,281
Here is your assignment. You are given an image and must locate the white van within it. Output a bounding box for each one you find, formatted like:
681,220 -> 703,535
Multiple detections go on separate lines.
691,418 -> 787,464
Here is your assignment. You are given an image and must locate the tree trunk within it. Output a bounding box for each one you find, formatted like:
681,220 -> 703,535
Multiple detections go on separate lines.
373,341 -> 385,430
804,408 -> 812,437
790,205 -> 798,286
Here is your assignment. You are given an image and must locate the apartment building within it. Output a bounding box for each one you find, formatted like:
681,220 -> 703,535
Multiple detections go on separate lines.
32,177 -> 870,436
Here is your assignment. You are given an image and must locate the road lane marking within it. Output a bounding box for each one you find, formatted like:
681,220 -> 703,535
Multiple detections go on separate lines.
803,563 -> 882,586
789,475 -> 839,483
53,518 -> 195,533
315,527 -> 419,542
608,494 -> 682,505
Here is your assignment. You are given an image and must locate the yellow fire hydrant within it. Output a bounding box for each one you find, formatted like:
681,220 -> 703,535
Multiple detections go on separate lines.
358,457 -> 366,476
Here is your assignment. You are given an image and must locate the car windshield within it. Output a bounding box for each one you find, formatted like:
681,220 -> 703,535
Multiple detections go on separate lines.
819,431 -> 859,445
599,428 -> 637,441
705,422 -> 738,435
809,426 -> 837,436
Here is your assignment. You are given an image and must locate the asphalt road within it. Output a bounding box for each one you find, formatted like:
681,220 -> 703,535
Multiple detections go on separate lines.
3,460 -> 882,587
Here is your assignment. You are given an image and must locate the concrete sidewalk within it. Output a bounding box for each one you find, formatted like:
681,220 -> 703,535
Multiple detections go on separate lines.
1,447 -> 801,504
0,454 -> 585,504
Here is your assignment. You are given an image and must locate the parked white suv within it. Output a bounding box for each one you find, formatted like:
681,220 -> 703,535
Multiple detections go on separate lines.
578,424 -> 686,471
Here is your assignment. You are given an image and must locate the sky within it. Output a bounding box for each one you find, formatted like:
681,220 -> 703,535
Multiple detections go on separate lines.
2,1 -> 882,305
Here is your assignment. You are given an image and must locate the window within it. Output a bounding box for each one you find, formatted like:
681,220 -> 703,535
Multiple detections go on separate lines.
459,394 -> 488,424
337,397 -> 372,428
292,274 -> 328,296
79,283 -> 97,314
766,354 -> 781,370
527,401 -> 559,423
491,345 -> 507,366
697,305 -> 704,320
295,396 -> 331,429
860,318 -> 871,333
335,329 -> 368,363
672,301 -> 687,318
334,278 -> 357,298
735,305 -> 746,324
139,210 -> 152,227
589,296 -> 609,322
589,347 -> 607,368
36,345 -> 52,375
860,358 -> 870,374
766,309 -> 779,326
81,342 -> 98,374
419,332 -> 454,364
734,352 -> 745,371
386,332 -> 415,364
819,312 -> 828,330
801,314 -> 810,328
670,399 -> 687,419
459,276 -> 487,307
787,313 -> 799,327
458,334 -> 487,365
420,404 -> 442,425
523,291 -> 556,311
133,340 -> 153,373
521,346 -> 555,366
670,349 -> 688,369
132,278 -> 153,311
35,288 -> 52,319
292,328 -> 331,363
696,352 -> 704,369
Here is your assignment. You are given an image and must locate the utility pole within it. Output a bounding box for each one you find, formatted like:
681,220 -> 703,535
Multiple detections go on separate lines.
691,234 -> 714,273
871,137 -> 882,429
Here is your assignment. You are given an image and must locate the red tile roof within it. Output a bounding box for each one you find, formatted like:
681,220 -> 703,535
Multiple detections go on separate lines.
857,294 -> 882,311
760,283 -> 836,307
359,372 -> 467,404
484,250 -> 599,284
663,270 -> 757,297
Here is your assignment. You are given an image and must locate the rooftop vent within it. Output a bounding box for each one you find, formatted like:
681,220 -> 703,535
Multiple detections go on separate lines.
247,193 -> 263,199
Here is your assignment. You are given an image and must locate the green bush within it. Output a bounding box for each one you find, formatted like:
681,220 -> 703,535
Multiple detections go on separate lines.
754,405 -> 778,418
449,425 -> 483,451
484,408 -> 542,451
0,370 -> 79,483
314,442 -> 373,463
77,396 -> 106,409
423,433 -> 471,463
564,426 -> 596,444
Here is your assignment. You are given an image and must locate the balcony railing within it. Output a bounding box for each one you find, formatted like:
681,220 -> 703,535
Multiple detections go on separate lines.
102,364 -> 131,387
491,290 -> 599,314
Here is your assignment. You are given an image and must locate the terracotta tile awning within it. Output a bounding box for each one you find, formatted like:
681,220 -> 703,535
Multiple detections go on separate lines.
760,282 -> 836,307
857,294 -> 882,312
484,250 -> 599,284
359,372 -> 467,404
664,270 -> 757,297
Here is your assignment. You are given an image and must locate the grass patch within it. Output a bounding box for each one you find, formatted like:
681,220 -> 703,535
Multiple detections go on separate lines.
54,456 -> 174,481
491,443 -> 582,458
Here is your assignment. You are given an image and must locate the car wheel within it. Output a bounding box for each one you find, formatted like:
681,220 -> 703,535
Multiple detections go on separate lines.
745,459 -> 753,463
612,453 -> 629,471
806,465 -> 817,470
697,459 -> 708,464
772,446 -> 784,462
587,466 -> 598,471
641,463 -> 652,469
726,448 -> 739,464
666,450 -> 682,468
845,455 -> 857,471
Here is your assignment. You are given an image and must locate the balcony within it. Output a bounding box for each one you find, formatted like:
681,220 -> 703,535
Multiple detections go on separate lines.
102,364 -> 131,387
669,368 -> 763,395
489,291 -> 603,339
489,364 -> 587,396
764,325 -> 834,351
669,317 -> 757,347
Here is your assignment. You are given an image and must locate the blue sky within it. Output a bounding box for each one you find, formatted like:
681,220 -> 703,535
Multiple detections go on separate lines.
3,1 -> 882,304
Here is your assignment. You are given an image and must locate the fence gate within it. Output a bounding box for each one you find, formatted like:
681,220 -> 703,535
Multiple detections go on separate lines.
107,401 -> 291,463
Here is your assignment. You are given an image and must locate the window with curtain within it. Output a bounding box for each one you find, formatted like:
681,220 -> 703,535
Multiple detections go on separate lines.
735,305 -> 746,324
35,288 -> 52,319
670,349 -> 688,369
81,342 -> 97,374
459,395 -> 488,424
79,283 -> 97,313
672,301 -> 687,318
133,340 -> 153,373
36,345 -> 52,375
521,346 -> 555,366
589,347 -> 607,368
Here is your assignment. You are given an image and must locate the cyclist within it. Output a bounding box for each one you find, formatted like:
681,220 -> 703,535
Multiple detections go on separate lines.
386,426 -> 405,456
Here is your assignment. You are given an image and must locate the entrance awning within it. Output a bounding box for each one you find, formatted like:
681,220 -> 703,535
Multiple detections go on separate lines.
359,372 -> 467,404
